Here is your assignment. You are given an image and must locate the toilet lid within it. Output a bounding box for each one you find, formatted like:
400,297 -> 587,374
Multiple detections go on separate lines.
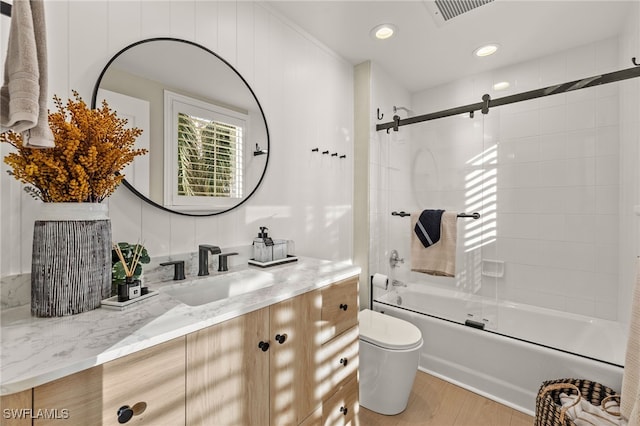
359,309 -> 423,350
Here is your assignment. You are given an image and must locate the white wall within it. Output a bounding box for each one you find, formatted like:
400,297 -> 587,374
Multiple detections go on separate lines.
370,32 -> 640,323
0,1 -> 354,277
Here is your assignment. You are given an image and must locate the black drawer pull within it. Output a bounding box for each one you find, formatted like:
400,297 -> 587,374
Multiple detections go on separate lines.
117,406 -> 134,424
340,406 -> 348,415
340,357 -> 348,367
275,333 -> 287,344
258,341 -> 270,352
339,304 -> 348,311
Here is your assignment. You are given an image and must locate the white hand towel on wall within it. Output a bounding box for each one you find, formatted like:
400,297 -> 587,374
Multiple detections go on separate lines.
0,0 -> 54,148
410,210 -> 457,277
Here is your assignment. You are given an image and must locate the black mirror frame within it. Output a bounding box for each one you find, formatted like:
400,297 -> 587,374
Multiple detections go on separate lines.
91,37 -> 270,217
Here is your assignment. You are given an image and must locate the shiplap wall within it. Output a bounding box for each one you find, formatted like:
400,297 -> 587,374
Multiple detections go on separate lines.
0,1 -> 354,276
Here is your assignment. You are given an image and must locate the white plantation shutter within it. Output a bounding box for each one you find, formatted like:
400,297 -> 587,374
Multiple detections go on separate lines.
164,90 -> 247,211
177,112 -> 243,198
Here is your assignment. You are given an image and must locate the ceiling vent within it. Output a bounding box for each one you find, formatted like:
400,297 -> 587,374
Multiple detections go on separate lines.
424,0 -> 494,26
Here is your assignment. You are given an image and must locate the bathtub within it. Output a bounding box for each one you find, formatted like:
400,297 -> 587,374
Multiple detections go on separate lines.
372,284 -> 625,415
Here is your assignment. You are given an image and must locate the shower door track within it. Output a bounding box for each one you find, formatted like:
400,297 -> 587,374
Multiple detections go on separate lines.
376,62 -> 640,133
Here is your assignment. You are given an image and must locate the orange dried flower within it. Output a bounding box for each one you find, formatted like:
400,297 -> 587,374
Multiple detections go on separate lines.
1,91 -> 147,202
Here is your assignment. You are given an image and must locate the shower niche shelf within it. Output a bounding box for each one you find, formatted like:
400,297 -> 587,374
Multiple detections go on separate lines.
481,259 -> 505,278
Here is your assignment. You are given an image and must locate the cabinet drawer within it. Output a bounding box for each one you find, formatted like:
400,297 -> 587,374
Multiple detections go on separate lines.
321,277 -> 358,343
317,326 -> 358,402
322,375 -> 358,426
34,337 -> 186,425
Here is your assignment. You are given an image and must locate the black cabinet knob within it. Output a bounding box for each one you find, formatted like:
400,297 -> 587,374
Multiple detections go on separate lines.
340,406 -> 348,415
258,341 -> 270,352
340,357 -> 348,367
275,334 -> 287,344
339,303 -> 348,311
117,406 -> 134,424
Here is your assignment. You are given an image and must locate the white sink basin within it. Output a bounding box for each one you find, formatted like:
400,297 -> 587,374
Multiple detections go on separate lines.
162,269 -> 273,306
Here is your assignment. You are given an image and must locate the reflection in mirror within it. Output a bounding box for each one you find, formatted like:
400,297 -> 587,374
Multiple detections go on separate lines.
92,38 -> 269,216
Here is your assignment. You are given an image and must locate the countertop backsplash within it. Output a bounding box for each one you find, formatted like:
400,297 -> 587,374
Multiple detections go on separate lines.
0,245 -> 254,309
143,245 -> 253,285
0,274 -> 30,309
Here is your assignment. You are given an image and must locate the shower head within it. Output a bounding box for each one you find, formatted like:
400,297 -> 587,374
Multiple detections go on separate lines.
393,105 -> 414,116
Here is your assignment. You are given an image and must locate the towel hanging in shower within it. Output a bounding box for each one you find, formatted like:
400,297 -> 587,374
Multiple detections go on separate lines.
411,210 -> 457,277
414,209 -> 444,248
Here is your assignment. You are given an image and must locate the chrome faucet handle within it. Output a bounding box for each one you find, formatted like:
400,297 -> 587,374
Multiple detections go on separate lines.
389,249 -> 405,268
198,245 -> 222,276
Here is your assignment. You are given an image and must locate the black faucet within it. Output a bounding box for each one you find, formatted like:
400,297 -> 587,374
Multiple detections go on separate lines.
198,245 -> 221,276
218,252 -> 239,272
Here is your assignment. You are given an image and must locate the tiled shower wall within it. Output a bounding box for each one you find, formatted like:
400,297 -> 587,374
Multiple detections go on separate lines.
371,25 -> 640,322
0,1 -> 354,278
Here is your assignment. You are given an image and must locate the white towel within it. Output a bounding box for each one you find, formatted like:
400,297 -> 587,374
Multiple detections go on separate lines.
0,0 -> 54,148
560,392 -> 625,426
411,211 -> 457,277
621,258 -> 640,426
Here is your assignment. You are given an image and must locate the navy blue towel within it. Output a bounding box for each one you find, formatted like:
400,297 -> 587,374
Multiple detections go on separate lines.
414,210 -> 444,248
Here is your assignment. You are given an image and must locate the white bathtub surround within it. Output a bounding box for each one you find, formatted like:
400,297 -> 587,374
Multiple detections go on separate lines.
373,284 -> 625,414
369,34 -> 640,325
0,257 -> 360,395
621,259 -> 640,424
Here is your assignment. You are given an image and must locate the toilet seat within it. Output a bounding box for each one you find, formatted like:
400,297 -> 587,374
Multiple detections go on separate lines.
359,309 -> 423,350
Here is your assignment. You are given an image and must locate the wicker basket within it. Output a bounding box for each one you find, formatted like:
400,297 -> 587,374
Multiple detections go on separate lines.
534,378 -> 621,426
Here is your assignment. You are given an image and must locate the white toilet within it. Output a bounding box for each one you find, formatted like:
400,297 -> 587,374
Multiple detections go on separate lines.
358,308 -> 423,415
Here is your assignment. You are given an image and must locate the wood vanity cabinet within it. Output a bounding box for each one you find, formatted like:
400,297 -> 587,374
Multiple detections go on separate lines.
0,389 -> 32,426
187,289 -> 323,426
3,275 -> 359,426
32,337 -> 186,425
186,275 -> 359,426
186,306 -> 271,425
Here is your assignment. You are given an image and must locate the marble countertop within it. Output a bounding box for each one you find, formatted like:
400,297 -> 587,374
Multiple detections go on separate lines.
0,257 -> 360,396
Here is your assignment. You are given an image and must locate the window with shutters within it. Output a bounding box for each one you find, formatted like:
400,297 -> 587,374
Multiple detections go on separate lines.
164,90 -> 246,211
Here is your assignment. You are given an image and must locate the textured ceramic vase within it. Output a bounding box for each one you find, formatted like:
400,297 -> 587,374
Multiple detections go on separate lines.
31,203 -> 112,317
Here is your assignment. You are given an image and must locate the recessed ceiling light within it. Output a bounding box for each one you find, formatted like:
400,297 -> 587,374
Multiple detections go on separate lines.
371,24 -> 397,40
493,81 -> 510,91
474,44 -> 499,57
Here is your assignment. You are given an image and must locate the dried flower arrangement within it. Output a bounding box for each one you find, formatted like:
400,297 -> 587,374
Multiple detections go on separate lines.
1,91 -> 147,202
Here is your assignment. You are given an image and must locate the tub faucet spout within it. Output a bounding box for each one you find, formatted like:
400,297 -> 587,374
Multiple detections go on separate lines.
392,279 -> 407,287
198,244 -> 221,276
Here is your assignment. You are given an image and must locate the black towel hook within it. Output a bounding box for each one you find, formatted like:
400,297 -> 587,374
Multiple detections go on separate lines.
633,57 -> 639,66
377,108 -> 384,120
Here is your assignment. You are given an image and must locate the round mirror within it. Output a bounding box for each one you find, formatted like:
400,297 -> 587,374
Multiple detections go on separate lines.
92,38 -> 269,216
